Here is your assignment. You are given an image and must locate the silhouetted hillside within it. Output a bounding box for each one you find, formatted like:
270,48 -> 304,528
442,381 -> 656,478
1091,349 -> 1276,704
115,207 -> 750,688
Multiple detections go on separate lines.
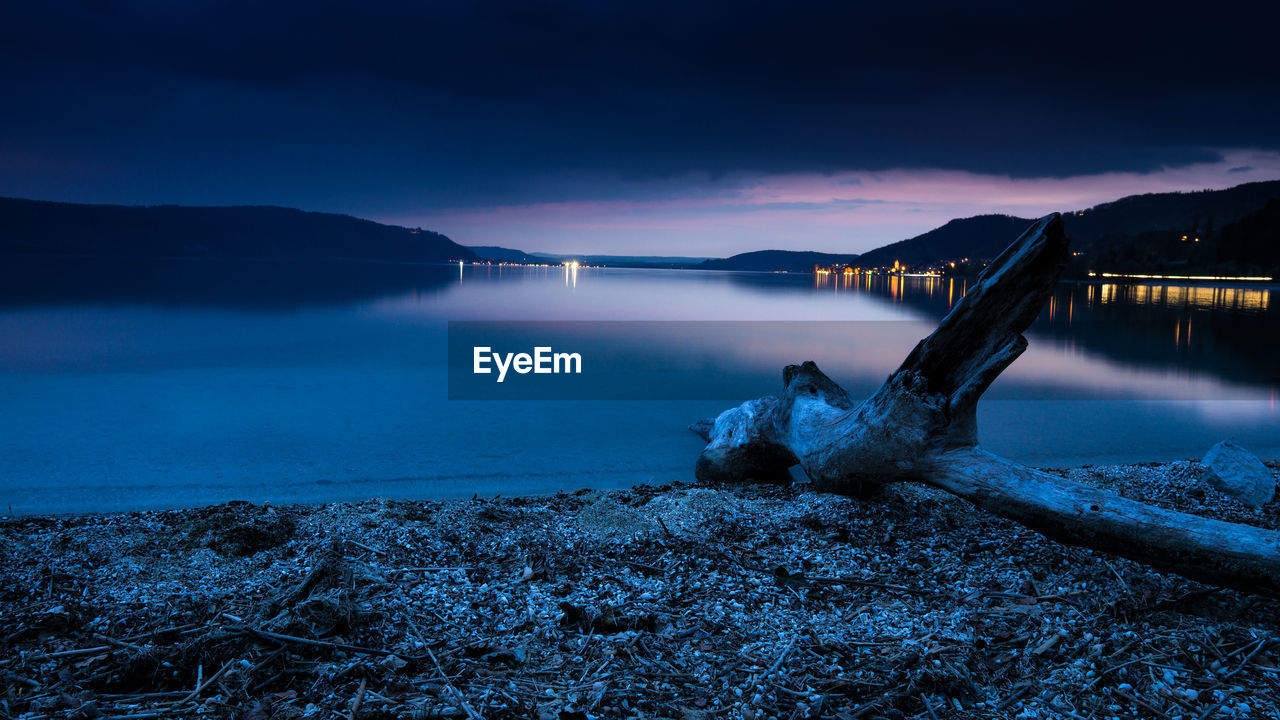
855,215 -> 1033,268
699,250 -> 860,272
0,197 -> 476,263
853,181 -> 1280,275
469,245 -> 542,263
1217,199 -> 1280,272
1069,184 -> 1280,276
1065,180 -> 1280,247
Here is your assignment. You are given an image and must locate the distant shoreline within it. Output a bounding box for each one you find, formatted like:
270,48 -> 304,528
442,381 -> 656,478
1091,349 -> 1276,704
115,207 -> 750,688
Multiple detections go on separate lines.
6,254 -> 1278,289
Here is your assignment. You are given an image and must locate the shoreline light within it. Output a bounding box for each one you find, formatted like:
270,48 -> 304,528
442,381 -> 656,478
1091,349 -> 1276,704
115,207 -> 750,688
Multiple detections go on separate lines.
1088,271 -> 1273,282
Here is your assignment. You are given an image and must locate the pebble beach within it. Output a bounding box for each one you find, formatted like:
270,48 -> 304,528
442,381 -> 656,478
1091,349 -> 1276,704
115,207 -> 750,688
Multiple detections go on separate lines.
2,460 -> 1278,720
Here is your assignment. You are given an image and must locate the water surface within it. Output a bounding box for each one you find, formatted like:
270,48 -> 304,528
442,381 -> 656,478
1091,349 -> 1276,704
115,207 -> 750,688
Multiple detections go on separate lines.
1,258 -> 1276,514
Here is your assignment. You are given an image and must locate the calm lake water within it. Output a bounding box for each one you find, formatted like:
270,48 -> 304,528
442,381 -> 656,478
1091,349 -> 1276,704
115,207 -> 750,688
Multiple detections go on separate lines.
1,258 -> 1277,515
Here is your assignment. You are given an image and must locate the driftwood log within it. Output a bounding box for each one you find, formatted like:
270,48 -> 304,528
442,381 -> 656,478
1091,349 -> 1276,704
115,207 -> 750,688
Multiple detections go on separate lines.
692,214 -> 1280,597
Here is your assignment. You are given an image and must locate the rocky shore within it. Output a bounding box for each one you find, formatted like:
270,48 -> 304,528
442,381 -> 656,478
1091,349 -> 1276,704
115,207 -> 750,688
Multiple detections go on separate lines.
2,460 -> 1278,720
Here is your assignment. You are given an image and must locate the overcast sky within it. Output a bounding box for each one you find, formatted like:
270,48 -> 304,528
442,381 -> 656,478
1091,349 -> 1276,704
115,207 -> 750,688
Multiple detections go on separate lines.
3,1 -> 1279,254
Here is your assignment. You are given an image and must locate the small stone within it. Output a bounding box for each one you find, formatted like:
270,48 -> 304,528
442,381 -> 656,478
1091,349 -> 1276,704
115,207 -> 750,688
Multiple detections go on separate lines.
1203,440 -> 1275,508
380,654 -> 408,671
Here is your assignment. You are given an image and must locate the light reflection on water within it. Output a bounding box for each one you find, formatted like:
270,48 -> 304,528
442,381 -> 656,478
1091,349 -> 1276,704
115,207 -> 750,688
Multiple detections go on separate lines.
0,258 -> 1276,515
811,272 -> 1276,383
816,271 -> 1273,312
1095,282 -> 1271,312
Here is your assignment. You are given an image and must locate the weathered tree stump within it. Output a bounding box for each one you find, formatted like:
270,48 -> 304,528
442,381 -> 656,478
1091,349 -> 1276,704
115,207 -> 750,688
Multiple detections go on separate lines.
693,214 -> 1280,596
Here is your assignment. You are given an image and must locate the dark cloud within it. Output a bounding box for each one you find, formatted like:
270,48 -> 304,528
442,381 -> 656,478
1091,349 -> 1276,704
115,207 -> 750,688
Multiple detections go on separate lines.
1,1 -> 1278,211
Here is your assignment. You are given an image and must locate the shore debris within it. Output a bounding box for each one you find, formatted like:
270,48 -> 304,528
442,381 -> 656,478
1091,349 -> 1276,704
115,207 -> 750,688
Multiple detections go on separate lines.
1,459 -> 1277,719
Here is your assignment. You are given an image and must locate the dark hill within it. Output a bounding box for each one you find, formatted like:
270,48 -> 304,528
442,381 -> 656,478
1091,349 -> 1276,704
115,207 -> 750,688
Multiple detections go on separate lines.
1217,198 -> 1280,272
1068,183 -> 1280,276
699,250 -> 860,273
1065,180 -> 1280,248
855,215 -> 1033,268
1081,197 -> 1280,276
468,245 -> 541,263
0,197 -> 476,263
854,180 -> 1280,273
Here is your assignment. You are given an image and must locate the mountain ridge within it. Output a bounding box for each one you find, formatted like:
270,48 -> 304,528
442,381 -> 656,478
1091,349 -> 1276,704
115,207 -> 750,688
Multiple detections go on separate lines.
6,178 -> 1279,274
698,250 -> 861,273
0,197 -> 477,263
849,181 -> 1280,275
